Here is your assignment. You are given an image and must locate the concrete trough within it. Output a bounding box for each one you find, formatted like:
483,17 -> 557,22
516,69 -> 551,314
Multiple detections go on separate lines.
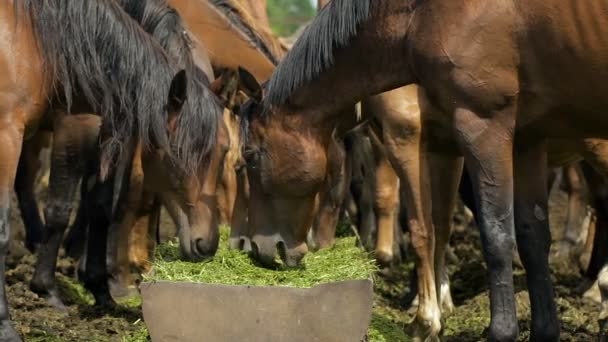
140,279 -> 373,342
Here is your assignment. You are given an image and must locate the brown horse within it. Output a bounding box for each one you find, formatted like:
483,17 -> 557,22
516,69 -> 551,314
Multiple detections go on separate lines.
1,0 -> 209,337
27,0 -> 227,308
168,0 -> 290,250
238,1 -> 608,340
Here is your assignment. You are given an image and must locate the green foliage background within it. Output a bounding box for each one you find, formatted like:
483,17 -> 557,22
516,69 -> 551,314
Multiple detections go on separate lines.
267,0 -> 316,36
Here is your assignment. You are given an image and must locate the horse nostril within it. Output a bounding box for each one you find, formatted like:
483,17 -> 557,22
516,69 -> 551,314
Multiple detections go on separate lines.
250,240 -> 260,258
239,237 -> 252,252
192,238 -> 217,259
277,241 -> 287,264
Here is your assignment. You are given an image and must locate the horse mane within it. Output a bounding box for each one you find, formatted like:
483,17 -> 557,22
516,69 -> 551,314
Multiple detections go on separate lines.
117,0 -> 222,169
209,0 -> 286,65
17,0 -> 211,173
265,0 -> 372,108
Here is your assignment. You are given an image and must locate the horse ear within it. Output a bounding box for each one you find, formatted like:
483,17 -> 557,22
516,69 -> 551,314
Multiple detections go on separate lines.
168,69 -> 188,112
209,73 -> 225,96
209,70 -> 239,105
238,67 -> 262,103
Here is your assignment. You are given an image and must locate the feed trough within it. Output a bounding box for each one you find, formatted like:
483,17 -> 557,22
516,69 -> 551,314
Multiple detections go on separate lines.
141,279 -> 373,342
139,231 -> 377,341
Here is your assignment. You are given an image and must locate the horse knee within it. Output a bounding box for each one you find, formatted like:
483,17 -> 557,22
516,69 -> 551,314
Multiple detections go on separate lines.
484,235 -> 516,269
489,322 -> 518,342
44,204 -> 71,231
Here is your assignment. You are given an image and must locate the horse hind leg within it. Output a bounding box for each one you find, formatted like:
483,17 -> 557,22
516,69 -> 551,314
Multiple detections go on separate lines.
429,151 -> 463,315
371,138 -> 399,268
379,102 -> 440,340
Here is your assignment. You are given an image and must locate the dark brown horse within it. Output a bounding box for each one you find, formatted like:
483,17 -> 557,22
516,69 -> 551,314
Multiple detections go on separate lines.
238,1 -> 608,340
1,0 -> 220,337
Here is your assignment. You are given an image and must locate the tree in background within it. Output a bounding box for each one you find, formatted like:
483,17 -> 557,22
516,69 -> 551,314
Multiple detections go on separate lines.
267,0 -> 315,37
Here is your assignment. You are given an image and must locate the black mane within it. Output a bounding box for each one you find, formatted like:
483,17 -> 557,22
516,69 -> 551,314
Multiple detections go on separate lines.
265,0 -> 372,108
209,0 -> 283,65
18,0 -> 217,172
117,0 -> 222,169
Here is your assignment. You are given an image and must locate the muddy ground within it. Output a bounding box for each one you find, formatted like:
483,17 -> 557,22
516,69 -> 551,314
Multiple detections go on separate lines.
4,187 -> 601,341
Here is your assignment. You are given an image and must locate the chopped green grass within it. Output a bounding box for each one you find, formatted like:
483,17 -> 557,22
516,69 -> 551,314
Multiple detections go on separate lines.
145,227 -> 378,288
142,226 -> 407,340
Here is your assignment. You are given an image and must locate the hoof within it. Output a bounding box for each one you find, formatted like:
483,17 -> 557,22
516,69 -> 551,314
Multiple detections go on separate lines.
93,292 -> 117,309
440,294 -> 455,315
375,250 -> 393,269
45,292 -> 69,314
600,319 -> 608,342
0,320 -> 20,342
583,280 -> 601,303
407,313 -> 441,342
109,278 -> 139,300
30,284 -> 68,313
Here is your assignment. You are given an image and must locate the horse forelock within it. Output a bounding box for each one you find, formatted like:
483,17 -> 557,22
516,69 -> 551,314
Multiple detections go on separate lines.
118,0 -> 223,170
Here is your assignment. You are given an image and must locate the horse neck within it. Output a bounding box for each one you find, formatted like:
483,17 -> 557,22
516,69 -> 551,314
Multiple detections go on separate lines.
242,0 -> 269,28
317,0 -> 329,10
282,4 -> 415,124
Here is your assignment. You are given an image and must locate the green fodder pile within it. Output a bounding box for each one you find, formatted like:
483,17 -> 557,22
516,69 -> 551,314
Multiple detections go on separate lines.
144,227 -> 408,341
146,227 -> 377,287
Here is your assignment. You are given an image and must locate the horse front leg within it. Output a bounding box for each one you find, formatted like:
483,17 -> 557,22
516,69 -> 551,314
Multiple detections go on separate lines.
30,117 -> 87,311
0,121 -> 26,341
556,163 -> 588,261
310,137 -> 347,250
513,141 -> 559,341
14,131 -> 50,252
370,132 -> 400,268
428,150 -> 463,315
455,107 -> 518,342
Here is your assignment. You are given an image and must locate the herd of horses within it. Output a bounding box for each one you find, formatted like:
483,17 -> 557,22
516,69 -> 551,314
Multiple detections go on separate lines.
2,0 -> 608,341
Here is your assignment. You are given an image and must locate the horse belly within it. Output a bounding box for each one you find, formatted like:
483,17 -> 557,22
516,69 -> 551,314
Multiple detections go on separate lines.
520,0 -> 608,109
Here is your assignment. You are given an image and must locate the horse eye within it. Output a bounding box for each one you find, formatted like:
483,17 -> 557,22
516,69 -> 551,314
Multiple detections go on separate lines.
243,148 -> 260,168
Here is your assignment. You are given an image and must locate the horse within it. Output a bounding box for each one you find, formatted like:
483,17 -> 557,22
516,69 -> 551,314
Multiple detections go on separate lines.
237,0 -> 608,340
168,0 -> 290,251
1,0 -> 219,336
25,0 -> 228,308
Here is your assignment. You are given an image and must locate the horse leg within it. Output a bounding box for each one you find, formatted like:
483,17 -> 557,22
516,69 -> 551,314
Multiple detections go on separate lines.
513,141 -> 559,341
429,151 -> 463,315
128,191 -> 155,275
108,144 -> 141,294
0,121 -> 25,341
30,120 -> 86,310
454,107 -> 518,342
350,132 -> 377,250
311,137 -> 347,250
14,132 -> 48,252
381,108 -> 439,340
62,184 -> 88,260
370,135 -> 399,268
556,163 -> 588,260
82,176 -> 115,306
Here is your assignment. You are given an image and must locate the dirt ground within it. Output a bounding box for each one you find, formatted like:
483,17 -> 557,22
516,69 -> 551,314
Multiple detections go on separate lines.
3,186 -> 602,341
